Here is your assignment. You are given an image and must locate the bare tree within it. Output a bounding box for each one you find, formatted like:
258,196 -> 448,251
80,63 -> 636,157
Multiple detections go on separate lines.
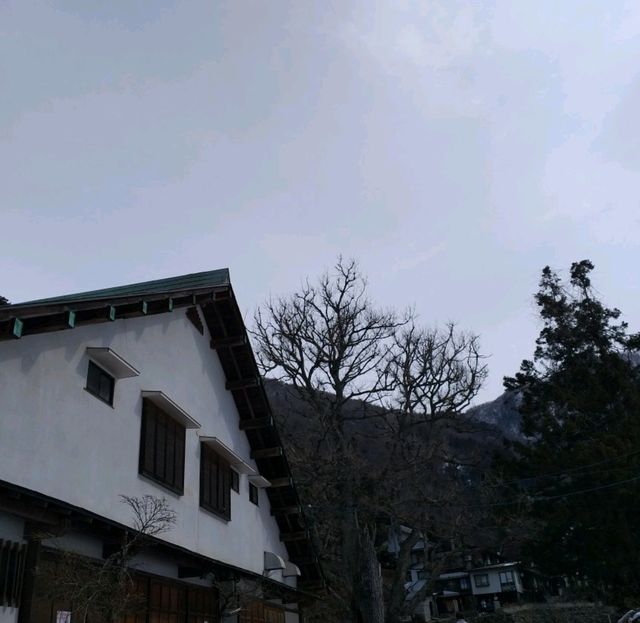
38,495 -> 177,623
253,258 -> 488,623
255,258 -> 400,623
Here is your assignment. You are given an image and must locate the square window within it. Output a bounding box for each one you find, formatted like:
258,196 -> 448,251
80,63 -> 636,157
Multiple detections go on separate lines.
474,574 -> 490,588
249,482 -> 259,506
86,360 -> 115,405
500,571 -> 515,586
139,398 -> 185,494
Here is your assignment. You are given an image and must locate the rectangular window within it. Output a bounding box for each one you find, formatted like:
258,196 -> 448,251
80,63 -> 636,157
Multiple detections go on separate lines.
0,539 -> 26,608
499,571 -> 515,589
200,444 -> 231,520
474,574 -> 490,588
139,398 -> 186,494
460,577 -> 470,590
86,360 -> 115,405
231,469 -> 239,493
249,482 -> 259,506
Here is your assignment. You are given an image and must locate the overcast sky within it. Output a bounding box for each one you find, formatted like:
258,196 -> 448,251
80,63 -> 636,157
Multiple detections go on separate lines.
2,1 -> 640,403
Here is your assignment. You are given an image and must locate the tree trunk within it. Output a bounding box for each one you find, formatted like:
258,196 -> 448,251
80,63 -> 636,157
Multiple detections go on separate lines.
354,526 -> 385,623
385,529 -> 421,623
341,475 -> 385,623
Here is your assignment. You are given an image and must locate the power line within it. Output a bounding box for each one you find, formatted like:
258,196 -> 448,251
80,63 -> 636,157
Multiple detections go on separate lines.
537,473 -> 640,501
478,473 -> 640,509
496,447 -> 640,486
302,472 -> 640,514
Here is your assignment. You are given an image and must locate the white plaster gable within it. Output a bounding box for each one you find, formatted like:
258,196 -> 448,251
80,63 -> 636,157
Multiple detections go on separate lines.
0,308 -> 291,578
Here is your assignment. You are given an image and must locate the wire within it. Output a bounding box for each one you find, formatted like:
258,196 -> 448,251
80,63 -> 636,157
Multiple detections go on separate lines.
495,447 -> 640,486
477,473 -> 640,509
301,472 -> 640,513
537,474 -> 640,501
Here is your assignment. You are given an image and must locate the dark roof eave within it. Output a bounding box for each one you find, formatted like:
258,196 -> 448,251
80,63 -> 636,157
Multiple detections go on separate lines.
0,478 -> 317,601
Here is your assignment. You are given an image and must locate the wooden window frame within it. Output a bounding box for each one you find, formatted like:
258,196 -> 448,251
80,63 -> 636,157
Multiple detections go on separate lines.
230,469 -> 239,493
0,539 -> 26,608
86,360 -> 115,406
139,398 -> 186,495
248,482 -> 259,506
200,444 -> 231,520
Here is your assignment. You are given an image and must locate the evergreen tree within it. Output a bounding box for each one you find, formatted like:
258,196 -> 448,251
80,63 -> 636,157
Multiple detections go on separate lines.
501,260 -> 640,604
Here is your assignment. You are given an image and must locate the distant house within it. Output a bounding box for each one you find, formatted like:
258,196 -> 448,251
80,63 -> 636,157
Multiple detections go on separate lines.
387,524 -> 550,621
437,561 -> 548,614
468,562 -> 526,610
0,270 -> 321,623
434,570 -> 474,615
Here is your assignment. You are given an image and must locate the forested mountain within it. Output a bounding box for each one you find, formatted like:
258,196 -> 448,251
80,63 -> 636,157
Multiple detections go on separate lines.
263,378 -> 513,477
466,391 -> 522,440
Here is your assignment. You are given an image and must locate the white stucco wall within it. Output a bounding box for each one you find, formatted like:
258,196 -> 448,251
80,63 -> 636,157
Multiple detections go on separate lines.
0,602 -> 19,623
42,529 -> 235,591
0,309 -> 291,582
514,570 -> 523,592
471,571 -> 502,595
0,512 -> 24,542
471,567 -> 522,596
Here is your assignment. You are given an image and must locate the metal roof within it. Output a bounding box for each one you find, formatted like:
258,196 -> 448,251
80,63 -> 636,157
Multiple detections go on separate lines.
439,571 -> 470,580
7,268 -> 230,309
470,561 -> 520,571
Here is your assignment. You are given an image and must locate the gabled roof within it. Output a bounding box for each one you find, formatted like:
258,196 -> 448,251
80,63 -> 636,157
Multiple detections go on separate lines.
0,268 -> 231,318
0,269 -> 323,592
8,269 -> 230,309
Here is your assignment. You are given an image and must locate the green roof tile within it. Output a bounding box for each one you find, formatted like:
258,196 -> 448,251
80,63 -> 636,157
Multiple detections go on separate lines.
9,268 -> 230,309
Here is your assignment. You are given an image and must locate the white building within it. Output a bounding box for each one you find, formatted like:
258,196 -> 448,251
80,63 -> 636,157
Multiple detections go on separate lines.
0,269 -> 321,623
468,562 -> 525,609
436,561 -> 532,614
